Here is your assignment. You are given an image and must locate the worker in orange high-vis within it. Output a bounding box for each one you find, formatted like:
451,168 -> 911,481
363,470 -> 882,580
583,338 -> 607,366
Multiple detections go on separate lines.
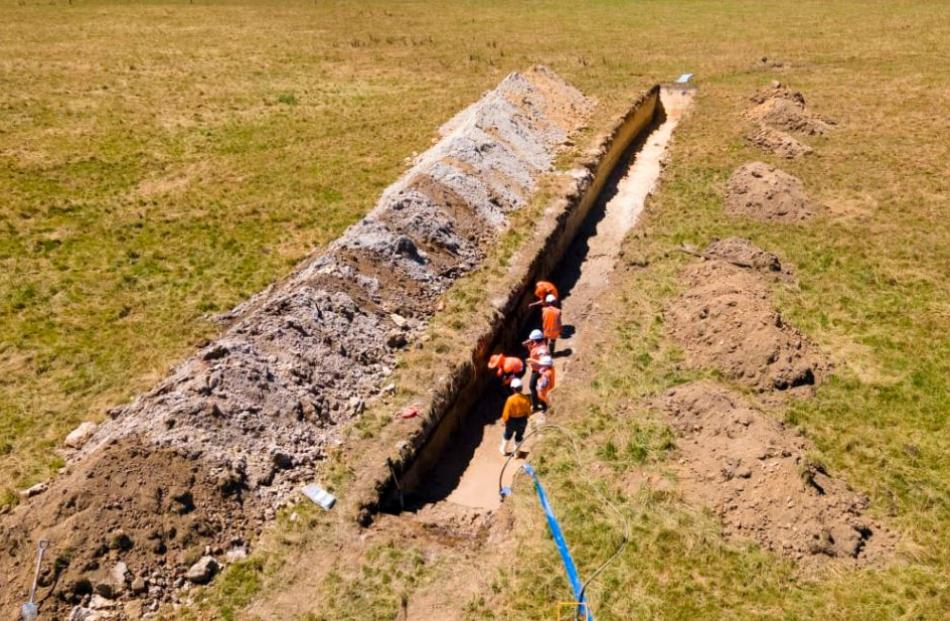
529,280 -> 559,308
541,294 -> 562,355
522,329 -> 550,410
499,378 -> 532,455
535,355 -> 556,412
487,353 -> 525,386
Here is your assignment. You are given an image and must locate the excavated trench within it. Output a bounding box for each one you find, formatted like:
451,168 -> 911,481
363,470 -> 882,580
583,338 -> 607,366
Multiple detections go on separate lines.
376,85 -> 694,516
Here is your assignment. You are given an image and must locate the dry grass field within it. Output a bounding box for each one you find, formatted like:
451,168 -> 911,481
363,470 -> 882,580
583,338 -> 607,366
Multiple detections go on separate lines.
1,1 -> 947,619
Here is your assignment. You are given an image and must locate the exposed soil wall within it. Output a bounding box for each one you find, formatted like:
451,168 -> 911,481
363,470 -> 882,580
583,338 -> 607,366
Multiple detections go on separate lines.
367,86 -> 663,517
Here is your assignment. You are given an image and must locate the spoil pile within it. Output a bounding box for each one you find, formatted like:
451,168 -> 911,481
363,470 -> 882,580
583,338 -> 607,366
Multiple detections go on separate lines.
746,82 -> 833,136
658,382 -> 895,562
724,161 -> 817,222
744,82 -> 832,158
0,66 -> 591,617
747,125 -> 813,159
666,245 -> 827,392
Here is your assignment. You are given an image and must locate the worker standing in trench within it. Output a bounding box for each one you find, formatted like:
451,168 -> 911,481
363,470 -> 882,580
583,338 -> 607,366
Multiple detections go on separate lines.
499,378 -> 532,455
541,294 -> 562,355
529,355 -> 556,412
522,329 -> 550,411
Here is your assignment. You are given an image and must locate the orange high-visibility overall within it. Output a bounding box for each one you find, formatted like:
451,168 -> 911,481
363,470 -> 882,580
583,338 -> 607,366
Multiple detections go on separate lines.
542,305 -> 562,340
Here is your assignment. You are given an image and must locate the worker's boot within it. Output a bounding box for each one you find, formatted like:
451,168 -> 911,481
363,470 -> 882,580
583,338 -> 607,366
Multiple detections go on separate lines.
499,437 -> 510,455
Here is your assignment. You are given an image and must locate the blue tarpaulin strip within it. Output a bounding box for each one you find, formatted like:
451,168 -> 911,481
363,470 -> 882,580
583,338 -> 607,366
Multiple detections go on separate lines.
522,464 -> 594,621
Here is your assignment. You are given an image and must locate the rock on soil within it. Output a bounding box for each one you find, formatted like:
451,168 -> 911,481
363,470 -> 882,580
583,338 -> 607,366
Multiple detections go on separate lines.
185,556 -> 220,584
747,125 -> 813,159
746,82 -> 833,136
0,66 -> 591,617
666,252 -> 828,392
724,161 -> 817,222
64,421 -> 98,449
657,381 -> 895,562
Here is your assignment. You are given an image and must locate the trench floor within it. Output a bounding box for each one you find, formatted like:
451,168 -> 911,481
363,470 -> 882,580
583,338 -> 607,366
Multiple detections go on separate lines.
412,87 -> 694,513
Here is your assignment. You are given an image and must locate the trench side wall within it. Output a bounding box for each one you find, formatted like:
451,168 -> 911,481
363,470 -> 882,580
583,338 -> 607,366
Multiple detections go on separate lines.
358,85 -> 661,519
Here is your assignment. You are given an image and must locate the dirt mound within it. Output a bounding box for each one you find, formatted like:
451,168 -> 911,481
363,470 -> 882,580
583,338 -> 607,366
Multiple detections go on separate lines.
724,161 -> 817,222
746,82 -> 833,136
666,256 -> 828,392
0,437 -> 254,616
703,237 -> 793,280
1,66 -> 591,618
657,381 -> 895,563
747,125 -> 813,159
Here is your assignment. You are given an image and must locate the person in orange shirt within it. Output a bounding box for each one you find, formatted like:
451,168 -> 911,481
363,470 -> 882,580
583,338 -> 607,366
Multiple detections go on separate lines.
499,378 -> 532,455
487,353 -> 525,386
529,280 -> 559,308
541,294 -> 562,354
535,355 -> 556,411
522,329 -> 550,409
531,356 -> 556,412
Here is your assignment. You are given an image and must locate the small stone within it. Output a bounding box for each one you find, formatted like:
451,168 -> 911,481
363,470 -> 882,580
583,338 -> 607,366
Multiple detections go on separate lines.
89,594 -> 116,610
184,556 -> 219,584
64,421 -> 98,449
224,546 -> 248,563
110,561 -> 130,591
390,313 -> 408,328
131,577 -> 147,594
21,482 -> 48,498
124,600 -> 144,618
67,607 -> 97,621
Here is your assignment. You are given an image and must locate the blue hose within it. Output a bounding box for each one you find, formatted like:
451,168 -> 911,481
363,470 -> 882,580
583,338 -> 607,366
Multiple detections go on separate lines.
522,464 -> 594,621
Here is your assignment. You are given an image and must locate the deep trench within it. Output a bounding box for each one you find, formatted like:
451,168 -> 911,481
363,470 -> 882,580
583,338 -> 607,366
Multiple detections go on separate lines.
378,86 -> 691,516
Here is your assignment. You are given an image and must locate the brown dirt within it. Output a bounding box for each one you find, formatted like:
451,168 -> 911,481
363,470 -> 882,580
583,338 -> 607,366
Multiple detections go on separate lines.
656,381 -> 896,563
702,237 -> 794,281
724,161 -> 817,222
747,125 -> 813,159
666,254 -> 828,393
0,437 -> 255,616
746,82 -> 833,136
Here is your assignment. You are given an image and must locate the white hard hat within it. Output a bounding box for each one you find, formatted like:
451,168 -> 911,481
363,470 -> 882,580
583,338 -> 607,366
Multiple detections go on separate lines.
529,329 -> 543,341
510,378 -> 523,389
545,294 -> 556,303
539,355 -> 553,367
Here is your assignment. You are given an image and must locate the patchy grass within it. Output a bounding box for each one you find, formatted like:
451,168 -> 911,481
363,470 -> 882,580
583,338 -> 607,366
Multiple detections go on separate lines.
473,6 -> 950,619
2,0 -> 947,619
